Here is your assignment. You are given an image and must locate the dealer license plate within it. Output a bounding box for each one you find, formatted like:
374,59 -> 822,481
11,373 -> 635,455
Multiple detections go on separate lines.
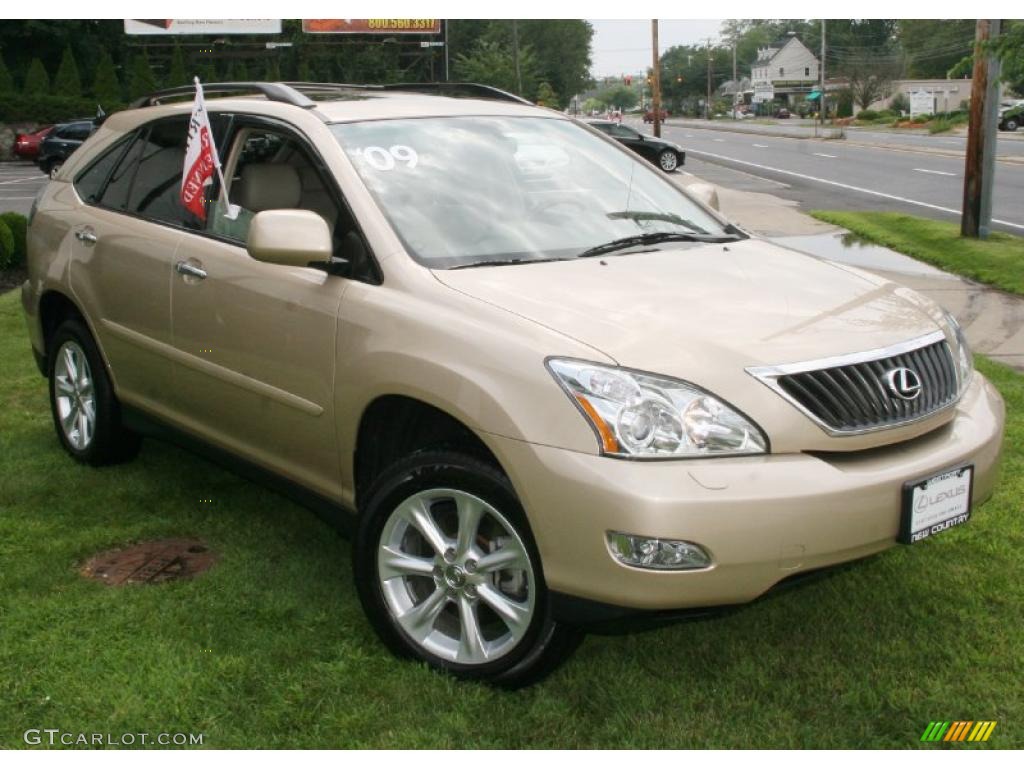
900,465 -> 974,544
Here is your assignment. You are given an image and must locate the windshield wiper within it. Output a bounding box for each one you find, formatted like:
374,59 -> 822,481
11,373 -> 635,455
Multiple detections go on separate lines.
607,210 -> 709,231
576,231 -> 739,259
449,257 -> 531,270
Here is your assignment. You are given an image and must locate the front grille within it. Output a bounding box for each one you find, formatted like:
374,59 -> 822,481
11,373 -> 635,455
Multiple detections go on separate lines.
749,332 -> 960,435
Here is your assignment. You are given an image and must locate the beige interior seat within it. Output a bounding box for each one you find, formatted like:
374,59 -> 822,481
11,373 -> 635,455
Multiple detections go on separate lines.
235,163 -> 302,212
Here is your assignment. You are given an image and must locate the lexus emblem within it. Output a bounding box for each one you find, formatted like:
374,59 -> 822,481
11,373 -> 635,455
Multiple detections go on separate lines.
884,367 -> 923,401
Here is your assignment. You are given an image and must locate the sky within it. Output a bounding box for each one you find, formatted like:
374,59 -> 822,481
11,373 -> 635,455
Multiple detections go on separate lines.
589,19 -> 725,78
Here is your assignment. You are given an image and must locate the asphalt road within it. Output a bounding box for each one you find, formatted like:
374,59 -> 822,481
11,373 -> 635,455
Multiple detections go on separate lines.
0,162 -> 46,216
637,119 -> 1024,234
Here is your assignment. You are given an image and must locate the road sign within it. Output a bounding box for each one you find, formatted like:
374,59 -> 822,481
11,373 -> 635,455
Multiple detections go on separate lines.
910,90 -> 934,118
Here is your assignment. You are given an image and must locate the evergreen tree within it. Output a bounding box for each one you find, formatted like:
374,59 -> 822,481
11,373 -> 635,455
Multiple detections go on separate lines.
535,81 -> 557,106
23,58 -> 50,93
296,58 -> 312,83
227,59 -> 249,82
197,59 -> 218,86
129,53 -> 158,99
92,49 -> 121,104
0,52 -> 13,93
167,44 -> 188,88
264,57 -> 281,82
54,45 -> 82,96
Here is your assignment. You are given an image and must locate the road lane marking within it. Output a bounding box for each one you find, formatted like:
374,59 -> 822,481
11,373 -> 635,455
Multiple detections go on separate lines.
0,196 -> 37,200
753,143 -> 768,148
713,138 -> 725,142
914,168 -> 956,176
688,148 -> 1024,231
813,152 -> 837,158
0,176 -> 45,185
684,134 -> 694,138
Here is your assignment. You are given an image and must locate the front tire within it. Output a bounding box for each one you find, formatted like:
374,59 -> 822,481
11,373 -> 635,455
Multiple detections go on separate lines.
48,319 -> 141,465
1004,118 -> 1019,132
353,450 -> 580,687
658,149 -> 679,172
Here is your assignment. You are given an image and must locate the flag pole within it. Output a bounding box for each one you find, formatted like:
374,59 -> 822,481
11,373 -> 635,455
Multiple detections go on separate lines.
194,77 -> 238,220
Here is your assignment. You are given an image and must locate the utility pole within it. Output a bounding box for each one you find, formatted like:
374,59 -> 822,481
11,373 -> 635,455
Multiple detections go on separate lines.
512,20 -> 523,96
732,41 -> 737,119
706,38 -> 713,121
652,19 -> 662,138
962,19 -> 1002,238
819,18 -> 826,128
443,19 -> 450,82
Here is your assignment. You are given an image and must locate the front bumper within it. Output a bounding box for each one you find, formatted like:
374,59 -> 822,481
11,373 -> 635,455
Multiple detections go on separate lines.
489,373 -> 1004,613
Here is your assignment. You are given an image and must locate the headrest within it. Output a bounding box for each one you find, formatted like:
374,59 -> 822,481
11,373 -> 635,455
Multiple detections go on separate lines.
236,163 -> 301,212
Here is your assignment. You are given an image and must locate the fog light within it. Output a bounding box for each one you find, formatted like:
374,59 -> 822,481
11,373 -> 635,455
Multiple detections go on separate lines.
606,532 -> 712,570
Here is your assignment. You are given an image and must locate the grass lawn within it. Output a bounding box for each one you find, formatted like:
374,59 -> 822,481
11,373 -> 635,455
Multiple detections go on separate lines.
810,211 -> 1024,296
1,287 -> 1022,749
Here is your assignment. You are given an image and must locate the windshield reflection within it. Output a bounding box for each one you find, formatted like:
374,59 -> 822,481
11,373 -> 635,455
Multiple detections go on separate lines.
332,116 -> 734,269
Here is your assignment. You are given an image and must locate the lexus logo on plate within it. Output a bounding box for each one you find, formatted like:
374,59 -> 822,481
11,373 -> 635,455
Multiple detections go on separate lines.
884,367 -> 923,401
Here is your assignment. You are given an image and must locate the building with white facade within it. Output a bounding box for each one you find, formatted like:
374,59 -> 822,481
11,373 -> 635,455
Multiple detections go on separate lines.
750,35 -> 820,107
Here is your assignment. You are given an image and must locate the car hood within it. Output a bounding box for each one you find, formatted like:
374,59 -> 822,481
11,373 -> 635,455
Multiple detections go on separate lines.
432,237 -> 943,379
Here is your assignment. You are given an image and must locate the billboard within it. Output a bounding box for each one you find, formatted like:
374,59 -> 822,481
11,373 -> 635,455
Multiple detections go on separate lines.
124,20 -> 282,35
303,19 -> 441,34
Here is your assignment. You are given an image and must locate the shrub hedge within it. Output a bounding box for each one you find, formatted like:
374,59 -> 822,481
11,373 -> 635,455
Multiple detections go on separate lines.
0,218 -> 16,270
0,212 -> 27,269
0,94 -> 123,124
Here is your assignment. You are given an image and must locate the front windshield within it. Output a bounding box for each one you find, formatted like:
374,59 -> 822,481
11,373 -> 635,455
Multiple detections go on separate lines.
331,116 -> 737,269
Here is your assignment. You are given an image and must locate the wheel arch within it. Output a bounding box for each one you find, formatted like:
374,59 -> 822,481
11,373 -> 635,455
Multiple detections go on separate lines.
353,394 -> 506,509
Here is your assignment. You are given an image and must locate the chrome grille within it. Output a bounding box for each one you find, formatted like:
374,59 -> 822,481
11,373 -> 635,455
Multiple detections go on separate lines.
748,331 -> 960,435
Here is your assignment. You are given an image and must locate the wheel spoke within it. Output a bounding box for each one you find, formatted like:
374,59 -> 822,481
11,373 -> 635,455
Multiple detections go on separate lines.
456,596 -> 487,664
476,543 -> 528,574
78,409 -> 92,447
77,375 -> 93,397
55,375 -> 75,396
396,587 -> 449,642
62,346 -> 78,382
400,497 -> 450,557
60,402 -> 78,435
455,494 -> 485,556
379,545 -> 435,581
477,583 -> 531,633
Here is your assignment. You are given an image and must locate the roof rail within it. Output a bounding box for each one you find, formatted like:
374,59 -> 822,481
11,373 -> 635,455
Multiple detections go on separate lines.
130,82 -> 317,109
281,81 -> 534,105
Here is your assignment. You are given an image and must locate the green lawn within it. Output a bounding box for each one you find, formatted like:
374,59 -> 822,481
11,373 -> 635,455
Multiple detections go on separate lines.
810,211 -> 1024,296
1,287 -> 1022,748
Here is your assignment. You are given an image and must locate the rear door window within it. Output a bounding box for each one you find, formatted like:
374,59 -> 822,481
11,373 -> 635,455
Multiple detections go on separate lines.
73,136 -> 131,205
125,117 -> 192,227
98,133 -> 146,211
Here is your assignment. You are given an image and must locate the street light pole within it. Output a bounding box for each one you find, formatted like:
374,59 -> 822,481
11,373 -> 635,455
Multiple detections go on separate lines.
652,19 -> 661,138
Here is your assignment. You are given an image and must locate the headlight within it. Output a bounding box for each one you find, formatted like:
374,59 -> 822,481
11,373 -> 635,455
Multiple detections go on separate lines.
547,358 -> 768,459
943,310 -> 973,390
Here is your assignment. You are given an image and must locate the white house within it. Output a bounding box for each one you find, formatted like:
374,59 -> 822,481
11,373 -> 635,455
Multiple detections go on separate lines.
750,35 -> 820,106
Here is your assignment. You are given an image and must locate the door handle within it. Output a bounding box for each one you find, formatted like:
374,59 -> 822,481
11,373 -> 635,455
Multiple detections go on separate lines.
74,229 -> 97,245
175,261 -> 207,280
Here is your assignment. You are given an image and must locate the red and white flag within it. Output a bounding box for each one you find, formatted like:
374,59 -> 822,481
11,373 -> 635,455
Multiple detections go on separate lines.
181,78 -> 237,221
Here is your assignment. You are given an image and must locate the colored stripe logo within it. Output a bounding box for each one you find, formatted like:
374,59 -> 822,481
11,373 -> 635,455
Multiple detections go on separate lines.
921,721 -> 997,742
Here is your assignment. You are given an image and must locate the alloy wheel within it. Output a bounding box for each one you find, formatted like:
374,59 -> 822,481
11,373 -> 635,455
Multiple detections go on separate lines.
659,151 -> 678,172
377,488 -> 536,665
53,340 -> 96,450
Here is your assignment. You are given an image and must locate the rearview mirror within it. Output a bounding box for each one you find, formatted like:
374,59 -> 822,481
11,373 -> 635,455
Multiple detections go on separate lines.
686,182 -> 720,212
247,209 -> 333,268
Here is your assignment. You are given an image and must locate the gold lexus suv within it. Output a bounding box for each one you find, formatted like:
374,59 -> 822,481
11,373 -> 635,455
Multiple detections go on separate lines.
22,82 -> 1005,686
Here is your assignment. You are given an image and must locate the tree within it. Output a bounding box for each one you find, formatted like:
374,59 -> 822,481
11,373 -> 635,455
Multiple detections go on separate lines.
23,57 -> 49,93
227,59 -> 249,82
535,81 -> 557,106
597,84 -> 638,111
129,53 -> 157,99
842,53 -> 900,111
454,39 -> 539,97
896,20 -> 976,79
54,45 -> 81,96
0,51 -> 13,92
91,49 -> 121,104
167,44 -> 187,88
264,57 -> 281,82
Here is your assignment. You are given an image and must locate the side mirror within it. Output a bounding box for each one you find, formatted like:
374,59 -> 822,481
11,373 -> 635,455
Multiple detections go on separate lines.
247,209 -> 333,268
687,182 -> 720,212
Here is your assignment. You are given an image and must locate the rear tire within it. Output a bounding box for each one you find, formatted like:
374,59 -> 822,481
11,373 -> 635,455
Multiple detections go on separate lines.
47,319 -> 141,466
353,450 -> 580,687
1005,118 -> 1019,132
658,149 -> 679,172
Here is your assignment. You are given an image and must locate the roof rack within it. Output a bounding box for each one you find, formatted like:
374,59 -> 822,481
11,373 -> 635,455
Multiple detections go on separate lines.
131,82 -> 317,109
281,81 -> 534,105
131,80 -> 534,111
